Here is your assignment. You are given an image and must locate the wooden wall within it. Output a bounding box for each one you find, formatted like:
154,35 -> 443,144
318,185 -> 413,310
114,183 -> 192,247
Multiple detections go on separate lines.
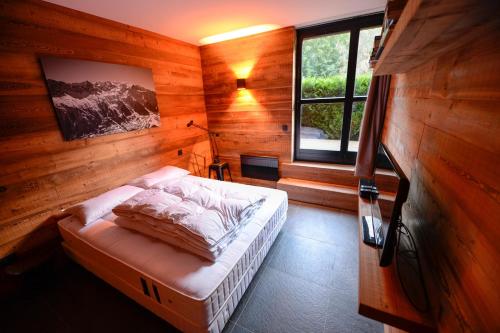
200,27 -> 295,187
382,29 -> 500,332
0,0 -> 210,259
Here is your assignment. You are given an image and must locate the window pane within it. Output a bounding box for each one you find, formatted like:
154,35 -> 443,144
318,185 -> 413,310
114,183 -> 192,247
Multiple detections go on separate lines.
301,32 -> 350,98
354,27 -> 382,96
348,101 -> 365,152
300,103 -> 344,151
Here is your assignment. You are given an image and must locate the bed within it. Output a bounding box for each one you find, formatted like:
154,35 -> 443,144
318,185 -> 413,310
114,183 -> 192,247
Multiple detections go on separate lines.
57,176 -> 288,333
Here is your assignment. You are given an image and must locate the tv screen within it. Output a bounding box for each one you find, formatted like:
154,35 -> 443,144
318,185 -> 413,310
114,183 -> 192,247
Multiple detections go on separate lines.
377,143 -> 409,267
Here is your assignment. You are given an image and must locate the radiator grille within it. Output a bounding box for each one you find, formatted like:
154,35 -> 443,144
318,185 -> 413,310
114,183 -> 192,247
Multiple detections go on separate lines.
240,155 -> 279,181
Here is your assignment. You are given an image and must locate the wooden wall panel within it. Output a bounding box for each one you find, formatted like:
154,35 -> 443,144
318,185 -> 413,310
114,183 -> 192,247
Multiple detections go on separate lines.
200,27 -> 295,186
382,29 -> 500,332
0,0 -> 210,258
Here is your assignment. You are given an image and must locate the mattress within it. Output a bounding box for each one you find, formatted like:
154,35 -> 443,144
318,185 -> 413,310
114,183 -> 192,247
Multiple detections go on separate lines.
58,182 -> 288,333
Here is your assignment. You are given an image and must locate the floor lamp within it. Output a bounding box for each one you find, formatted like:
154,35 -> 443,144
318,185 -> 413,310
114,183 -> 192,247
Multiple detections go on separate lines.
186,120 -> 220,164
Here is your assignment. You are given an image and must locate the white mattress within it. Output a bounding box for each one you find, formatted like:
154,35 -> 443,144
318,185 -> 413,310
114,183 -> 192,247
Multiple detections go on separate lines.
58,183 -> 288,332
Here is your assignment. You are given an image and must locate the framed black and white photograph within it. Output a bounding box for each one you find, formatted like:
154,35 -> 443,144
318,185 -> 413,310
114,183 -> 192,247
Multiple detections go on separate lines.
40,56 -> 160,140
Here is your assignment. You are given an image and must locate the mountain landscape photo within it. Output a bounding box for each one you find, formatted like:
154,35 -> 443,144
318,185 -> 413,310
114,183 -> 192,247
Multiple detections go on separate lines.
41,56 -> 160,140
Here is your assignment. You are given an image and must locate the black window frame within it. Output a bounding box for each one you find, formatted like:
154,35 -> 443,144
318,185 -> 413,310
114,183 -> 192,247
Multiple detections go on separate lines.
294,13 -> 384,165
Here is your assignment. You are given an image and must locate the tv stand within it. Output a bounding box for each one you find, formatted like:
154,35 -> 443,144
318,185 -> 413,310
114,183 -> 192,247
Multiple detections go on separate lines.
357,196 -> 435,333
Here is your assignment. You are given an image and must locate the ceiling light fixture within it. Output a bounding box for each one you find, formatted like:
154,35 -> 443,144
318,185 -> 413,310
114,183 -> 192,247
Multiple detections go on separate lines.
199,24 -> 280,45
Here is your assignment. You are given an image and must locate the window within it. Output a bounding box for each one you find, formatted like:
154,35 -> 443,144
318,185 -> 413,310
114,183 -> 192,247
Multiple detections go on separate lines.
295,14 -> 383,164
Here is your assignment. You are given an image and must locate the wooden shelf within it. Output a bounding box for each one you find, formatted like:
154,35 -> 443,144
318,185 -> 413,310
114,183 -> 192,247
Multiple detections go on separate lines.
374,0 -> 500,75
358,196 -> 435,332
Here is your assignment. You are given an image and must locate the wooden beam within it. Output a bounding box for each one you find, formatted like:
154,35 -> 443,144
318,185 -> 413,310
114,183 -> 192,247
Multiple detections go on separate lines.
375,0 -> 500,75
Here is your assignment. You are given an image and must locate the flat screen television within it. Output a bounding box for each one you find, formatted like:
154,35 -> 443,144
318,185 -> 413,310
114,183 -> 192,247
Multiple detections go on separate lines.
376,143 -> 410,267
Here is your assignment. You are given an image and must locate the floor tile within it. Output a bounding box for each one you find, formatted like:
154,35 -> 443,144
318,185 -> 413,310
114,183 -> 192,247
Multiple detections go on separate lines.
325,311 -> 383,333
332,247 -> 359,293
284,203 -> 358,250
237,268 -> 330,333
229,232 -> 284,322
230,322 -> 255,333
325,282 -> 383,333
325,287 -> 382,333
222,320 -> 236,333
268,233 -> 337,287
260,230 -> 286,268
223,320 -> 254,333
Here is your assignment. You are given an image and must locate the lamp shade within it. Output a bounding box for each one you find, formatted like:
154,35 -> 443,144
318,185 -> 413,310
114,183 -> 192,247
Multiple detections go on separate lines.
236,78 -> 246,90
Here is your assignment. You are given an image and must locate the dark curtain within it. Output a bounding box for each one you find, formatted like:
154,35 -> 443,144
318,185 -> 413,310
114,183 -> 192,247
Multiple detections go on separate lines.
354,75 -> 391,178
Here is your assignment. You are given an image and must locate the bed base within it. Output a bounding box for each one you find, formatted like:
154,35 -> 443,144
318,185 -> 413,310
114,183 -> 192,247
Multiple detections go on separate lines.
61,213 -> 286,333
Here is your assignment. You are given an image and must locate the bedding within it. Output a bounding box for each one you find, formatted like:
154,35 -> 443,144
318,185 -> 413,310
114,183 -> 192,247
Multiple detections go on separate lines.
126,165 -> 190,189
153,175 -> 265,220
112,176 -> 266,261
57,183 -> 288,333
64,185 -> 143,225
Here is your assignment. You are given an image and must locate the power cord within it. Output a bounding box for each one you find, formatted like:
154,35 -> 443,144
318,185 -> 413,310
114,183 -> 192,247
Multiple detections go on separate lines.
395,219 -> 431,313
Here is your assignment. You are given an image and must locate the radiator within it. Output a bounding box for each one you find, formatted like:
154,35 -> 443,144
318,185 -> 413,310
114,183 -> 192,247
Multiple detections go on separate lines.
240,155 -> 279,181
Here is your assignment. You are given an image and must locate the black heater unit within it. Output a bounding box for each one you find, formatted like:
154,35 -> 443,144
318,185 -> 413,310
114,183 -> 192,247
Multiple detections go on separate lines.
240,155 -> 279,181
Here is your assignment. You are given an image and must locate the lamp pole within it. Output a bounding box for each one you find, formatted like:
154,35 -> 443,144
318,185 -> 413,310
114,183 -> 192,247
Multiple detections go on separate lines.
186,121 -> 220,164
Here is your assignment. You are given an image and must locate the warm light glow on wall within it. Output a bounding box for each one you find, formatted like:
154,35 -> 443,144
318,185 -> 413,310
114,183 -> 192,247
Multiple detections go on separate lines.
231,60 -> 256,79
199,24 -> 280,45
236,89 -> 256,104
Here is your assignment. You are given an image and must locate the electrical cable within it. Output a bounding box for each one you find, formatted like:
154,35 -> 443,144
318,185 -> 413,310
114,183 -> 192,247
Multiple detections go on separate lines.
395,219 -> 431,313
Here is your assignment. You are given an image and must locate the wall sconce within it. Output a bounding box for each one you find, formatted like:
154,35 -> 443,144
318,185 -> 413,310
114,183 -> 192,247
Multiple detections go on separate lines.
236,78 -> 246,90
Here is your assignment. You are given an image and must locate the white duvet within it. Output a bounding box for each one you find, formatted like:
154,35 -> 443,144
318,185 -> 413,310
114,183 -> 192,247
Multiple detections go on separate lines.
112,176 -> 266,261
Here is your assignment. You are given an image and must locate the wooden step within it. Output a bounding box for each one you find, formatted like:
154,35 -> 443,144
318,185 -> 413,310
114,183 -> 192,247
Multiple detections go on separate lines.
281,162 -> 399,192
278,177 -> 359,211
278,177 -> 395,216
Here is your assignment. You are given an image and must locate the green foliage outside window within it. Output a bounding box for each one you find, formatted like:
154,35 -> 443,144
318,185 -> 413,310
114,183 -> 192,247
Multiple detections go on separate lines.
300,27 -> 378,142
302,33 -> 350,79
301,74 -> 370,140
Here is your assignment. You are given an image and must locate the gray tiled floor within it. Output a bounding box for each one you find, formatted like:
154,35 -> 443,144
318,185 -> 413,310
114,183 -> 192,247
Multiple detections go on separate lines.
223,202 -> 383,333
1,201 -> 382,333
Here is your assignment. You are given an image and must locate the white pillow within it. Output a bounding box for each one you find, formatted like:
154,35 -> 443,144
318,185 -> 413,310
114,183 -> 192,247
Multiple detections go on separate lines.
65,185 -> 144,225
126,165 -> 190,189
